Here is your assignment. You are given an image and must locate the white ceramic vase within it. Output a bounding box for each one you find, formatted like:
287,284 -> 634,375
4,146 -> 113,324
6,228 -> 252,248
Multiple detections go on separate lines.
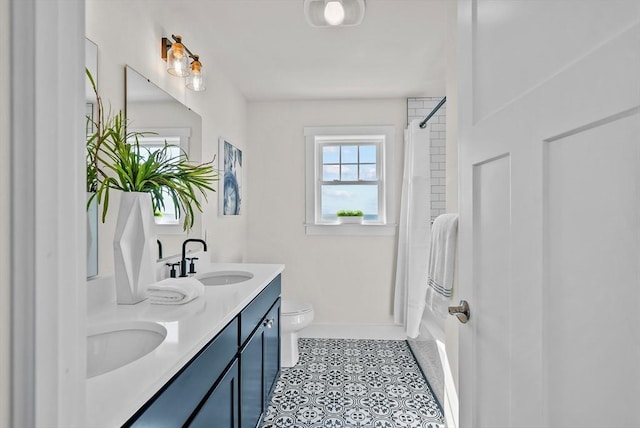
113,192 -> 157,304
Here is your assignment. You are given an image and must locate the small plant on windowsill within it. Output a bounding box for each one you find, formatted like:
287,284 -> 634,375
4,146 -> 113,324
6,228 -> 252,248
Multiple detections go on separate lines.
336,210 -> 364,224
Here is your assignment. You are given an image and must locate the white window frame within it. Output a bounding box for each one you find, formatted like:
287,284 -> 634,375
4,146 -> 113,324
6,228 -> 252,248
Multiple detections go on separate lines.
305,125 -> 397,236
130,127 -> 191,234
316,138 -> 385,224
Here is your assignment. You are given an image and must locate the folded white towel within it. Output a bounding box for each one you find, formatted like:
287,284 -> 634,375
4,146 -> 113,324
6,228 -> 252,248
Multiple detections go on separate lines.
147,277 -> 205,305
426,213 -> 459,318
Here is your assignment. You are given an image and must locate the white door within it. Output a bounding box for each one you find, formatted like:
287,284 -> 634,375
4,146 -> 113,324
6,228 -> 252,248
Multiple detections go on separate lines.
457,1 -> 640,426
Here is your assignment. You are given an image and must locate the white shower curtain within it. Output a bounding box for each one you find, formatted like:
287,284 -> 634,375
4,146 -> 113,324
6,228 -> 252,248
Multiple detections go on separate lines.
394,120 -> 431,338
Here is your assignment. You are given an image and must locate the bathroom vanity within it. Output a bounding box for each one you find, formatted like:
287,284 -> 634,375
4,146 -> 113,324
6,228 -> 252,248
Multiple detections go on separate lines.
86,263 -> 284,428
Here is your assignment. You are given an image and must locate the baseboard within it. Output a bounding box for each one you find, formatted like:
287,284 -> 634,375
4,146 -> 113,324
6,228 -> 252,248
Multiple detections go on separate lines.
298,323 -> 406,340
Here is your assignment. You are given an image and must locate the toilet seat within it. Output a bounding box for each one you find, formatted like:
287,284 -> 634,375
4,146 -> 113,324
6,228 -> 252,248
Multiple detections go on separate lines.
281,299 -> 313,316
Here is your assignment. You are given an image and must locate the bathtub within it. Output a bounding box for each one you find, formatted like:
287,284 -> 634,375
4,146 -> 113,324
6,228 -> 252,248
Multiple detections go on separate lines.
408,307 -> 446,407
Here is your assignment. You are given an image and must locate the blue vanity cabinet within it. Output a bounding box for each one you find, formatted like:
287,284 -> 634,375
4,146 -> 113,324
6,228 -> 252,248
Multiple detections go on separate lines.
240,277 -> 281,428
240,275 -> 281,344
188,359 -> 239,428
262,301 -> 280,406
123,274 -> 281,428
240,320 -> 266,428
240,301 -> 281,428
125,318 -> 239,428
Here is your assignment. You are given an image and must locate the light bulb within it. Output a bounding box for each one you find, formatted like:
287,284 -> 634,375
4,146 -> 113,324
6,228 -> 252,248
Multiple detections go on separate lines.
167,37 -> 189,77
324,1 -> 345,26
186,58 -> 206,91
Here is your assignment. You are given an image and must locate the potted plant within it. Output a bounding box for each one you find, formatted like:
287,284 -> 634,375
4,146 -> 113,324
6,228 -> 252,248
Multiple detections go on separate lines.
86,69 -> 216,231
336,209 -> 365,224
85,69 -> 217,303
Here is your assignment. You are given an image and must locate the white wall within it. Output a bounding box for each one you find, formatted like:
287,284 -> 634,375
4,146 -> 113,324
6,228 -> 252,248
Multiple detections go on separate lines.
86,0 -> 249,280
0,0 -> 9,423
246,99 -> 406,325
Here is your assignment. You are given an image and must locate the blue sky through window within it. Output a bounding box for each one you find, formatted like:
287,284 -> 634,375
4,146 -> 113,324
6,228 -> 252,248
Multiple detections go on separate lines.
321,185 -> 378,220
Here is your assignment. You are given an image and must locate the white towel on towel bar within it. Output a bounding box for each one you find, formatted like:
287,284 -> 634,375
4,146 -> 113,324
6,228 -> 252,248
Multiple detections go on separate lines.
147,277 -> 205,305
426,213 -> 459,319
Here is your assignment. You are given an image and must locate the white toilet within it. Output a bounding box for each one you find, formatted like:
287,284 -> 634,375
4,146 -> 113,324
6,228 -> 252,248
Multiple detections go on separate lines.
280,299 -> 314,367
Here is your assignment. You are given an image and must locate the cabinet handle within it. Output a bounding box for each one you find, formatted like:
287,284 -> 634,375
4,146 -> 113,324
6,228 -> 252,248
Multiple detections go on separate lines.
264,319 -> 274,328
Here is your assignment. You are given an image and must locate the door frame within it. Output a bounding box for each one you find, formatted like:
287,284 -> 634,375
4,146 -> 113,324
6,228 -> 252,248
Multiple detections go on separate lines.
9,0 -> 86,426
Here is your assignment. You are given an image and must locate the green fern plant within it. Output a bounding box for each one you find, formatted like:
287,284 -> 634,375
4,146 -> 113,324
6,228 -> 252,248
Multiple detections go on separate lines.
85,68 -> 217,230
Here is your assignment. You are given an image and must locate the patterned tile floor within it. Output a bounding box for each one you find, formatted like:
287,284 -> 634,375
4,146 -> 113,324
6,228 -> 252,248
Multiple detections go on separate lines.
262,338 -> 445,428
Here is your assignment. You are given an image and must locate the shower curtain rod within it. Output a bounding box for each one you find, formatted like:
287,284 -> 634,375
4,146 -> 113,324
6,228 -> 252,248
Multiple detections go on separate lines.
419,96 -> 446,128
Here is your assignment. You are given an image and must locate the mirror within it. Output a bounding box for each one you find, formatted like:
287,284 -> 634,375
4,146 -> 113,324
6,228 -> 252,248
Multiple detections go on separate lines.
86,38 -> 98,278
125,66 -> 204,260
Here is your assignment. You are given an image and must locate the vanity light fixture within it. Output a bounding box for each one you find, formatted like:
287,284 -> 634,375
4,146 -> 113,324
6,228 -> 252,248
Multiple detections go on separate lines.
161,34 -> 206,92
303,0 -> 365,28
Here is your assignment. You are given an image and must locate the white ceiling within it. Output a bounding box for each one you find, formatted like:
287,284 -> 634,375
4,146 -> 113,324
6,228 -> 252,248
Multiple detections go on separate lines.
163,0 -> 448,101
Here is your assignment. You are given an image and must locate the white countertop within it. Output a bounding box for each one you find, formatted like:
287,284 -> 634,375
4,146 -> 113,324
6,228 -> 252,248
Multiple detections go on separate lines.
85,262 -> 284,428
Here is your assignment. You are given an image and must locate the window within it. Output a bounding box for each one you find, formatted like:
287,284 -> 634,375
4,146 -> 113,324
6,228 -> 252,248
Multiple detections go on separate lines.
305,126 -> 396,236
318,141 -> 382,222
130,128 -> 190,231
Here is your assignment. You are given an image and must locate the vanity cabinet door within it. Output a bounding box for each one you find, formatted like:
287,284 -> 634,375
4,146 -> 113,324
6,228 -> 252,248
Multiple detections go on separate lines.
262,301 -> 280,406
188,359 -> 239,428
240,323 -> 265,428
241,299 -> 281,428
240,275 -> 281,344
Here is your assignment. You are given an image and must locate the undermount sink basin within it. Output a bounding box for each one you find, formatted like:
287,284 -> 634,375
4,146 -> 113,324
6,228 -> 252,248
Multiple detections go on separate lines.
196,270 -> 254,286
87,321 -> 166,378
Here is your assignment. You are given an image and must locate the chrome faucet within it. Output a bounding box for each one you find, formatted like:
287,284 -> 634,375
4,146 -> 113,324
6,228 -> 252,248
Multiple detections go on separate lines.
180,238 -> 207,277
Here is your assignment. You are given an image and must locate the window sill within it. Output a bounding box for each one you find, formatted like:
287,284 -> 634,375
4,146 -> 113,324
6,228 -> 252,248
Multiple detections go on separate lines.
305,223 -> 397,236
155,222 -> 186,235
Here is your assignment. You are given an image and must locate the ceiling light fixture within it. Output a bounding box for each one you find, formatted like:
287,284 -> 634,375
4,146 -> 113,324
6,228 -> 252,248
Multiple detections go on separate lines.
303,0 -> 365,28
161,34 -> 206,92
324,1 -> 345,26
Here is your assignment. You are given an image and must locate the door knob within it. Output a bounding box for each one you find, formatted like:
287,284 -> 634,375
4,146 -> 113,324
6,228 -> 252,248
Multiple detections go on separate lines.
448,300 -> 470,324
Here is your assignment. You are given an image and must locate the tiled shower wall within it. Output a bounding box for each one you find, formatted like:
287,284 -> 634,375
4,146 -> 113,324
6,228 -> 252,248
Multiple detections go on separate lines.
407,97 -> 447,221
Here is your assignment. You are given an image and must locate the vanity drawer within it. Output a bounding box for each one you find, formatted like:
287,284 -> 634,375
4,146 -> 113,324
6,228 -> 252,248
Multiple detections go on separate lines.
126,317 -> 239,428
239,274 -> 281,345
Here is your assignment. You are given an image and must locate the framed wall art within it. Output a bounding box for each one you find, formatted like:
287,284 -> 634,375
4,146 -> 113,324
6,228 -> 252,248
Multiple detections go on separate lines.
219,138 -> 243,216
